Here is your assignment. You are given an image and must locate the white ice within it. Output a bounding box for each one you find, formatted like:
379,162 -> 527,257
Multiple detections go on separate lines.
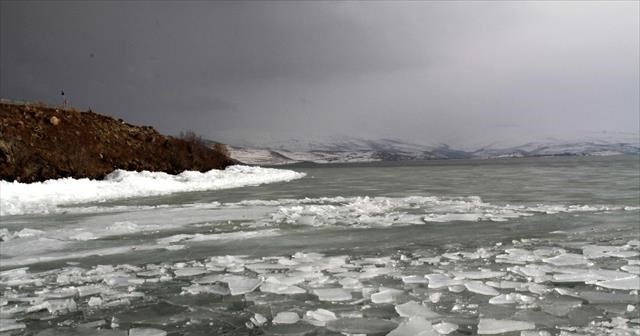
304,309 -> 337,327
464,281 -> 500,296
477,319 -> 535,334
128,328 -> 167,336
595,276 -> 640,290
272,311 -> 300,325
387,316 -> 438,336
312,288 -> 352,301
394,301 -> 440,319
0,165 -> 305,216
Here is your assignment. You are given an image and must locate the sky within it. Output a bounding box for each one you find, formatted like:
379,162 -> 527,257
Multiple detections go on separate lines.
1,1 -> 638,147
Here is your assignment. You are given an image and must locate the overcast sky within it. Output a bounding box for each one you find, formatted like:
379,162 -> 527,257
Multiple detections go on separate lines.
1,1 -> 638,147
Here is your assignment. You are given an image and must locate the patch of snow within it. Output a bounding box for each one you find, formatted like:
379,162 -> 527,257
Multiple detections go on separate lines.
0,165 -> 305,216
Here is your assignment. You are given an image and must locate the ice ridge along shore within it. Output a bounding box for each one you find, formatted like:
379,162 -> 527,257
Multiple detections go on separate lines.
0,165 -> 306,216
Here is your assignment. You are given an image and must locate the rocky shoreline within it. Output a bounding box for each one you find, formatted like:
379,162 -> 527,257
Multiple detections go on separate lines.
0,102 -> 235,182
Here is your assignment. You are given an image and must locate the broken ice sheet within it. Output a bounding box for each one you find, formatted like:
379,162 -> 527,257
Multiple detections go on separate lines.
464,281 -> 500,296
326,317 -> 398,334
304,308 -> 337,326
542,253 -> 589,266
477,318 -> 535,334
395,301 -> 440,319
312,288 -> 352,301
272,311 -> 300,325
259,282 -> 306,295
212,275 -> 262,295
128,328 -> 167,336
370,287 -> 404,304
0,318 -> 26,332
595,276 -> 640,290
387,316 -> 438,336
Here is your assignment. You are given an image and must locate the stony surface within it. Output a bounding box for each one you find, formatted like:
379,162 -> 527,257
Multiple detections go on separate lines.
0,102 -> 235,182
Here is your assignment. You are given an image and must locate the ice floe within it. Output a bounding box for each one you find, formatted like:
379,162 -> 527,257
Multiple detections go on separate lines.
477,318 -> 536,334
387,316 -> 438,336
326,318 -> 398,334
1,227 -> 638,335
312,288 -> 352,301
304,309 -> 337,326
272,311 -> 300,325
395,301 -> 440,319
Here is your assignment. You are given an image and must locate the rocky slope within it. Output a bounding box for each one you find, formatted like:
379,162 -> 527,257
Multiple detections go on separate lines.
0,102 -> 235,182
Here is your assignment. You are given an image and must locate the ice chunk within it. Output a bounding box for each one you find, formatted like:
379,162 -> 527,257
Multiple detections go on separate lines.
495,249 -> 539,264
265,274 -> 305,286
388,316 -> 438,336
448,285 -> 465,293
27,298 -> 77,314
521,332 -> 551,336
339,277 -> 362,289
477,319 -> 535,334
88,296 -> 103,307
0,319 -> 26,332
244,262 -> 291,273
128,328 -> 167,336
542,254 -> 588,266
260,282 -> 306,295
552,269 -> 630,283
488,294 -> 516,305
429,292 -> 442,303
486,280 -> 526,289
433,322 -> 458,334
425,274 -> 460,289
595,276 -> 640,290
250,313 -> 268,327
326,318 -> 398,334
464,281 -> 500,296
395,301 -> 440,319
453,271 -> 505,280
622,265 -> 640,275
78,320 -> 107,328
402,275 -> 429,284
212,275 -> 262,295
371,288 -> 404,304
181,283 -> 230,295
313,288 -> 352,301
540,297 -> 582,317
304,309 -> 337,327
273,311 -> 300,325
173,267 -> 208,278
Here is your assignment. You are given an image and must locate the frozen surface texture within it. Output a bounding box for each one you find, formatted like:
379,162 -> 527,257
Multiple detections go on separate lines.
0,166 -> 305,216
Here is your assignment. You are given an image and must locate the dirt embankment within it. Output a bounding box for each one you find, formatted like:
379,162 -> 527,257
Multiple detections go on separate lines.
0,102 -> 236,182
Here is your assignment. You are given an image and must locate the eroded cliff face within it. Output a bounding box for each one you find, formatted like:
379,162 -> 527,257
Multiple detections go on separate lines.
0,102 -> 235,182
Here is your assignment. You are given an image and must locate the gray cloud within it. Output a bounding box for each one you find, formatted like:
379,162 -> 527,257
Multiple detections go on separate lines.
1,1 -> 638,146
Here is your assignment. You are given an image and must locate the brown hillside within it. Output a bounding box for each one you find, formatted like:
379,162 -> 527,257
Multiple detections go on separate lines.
0,102 -> 235,182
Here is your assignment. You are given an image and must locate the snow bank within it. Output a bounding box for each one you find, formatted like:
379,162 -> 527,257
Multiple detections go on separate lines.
0,165 -> 305,216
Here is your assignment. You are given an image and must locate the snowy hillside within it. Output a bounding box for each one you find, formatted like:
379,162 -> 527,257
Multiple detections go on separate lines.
226,135 -> 639,165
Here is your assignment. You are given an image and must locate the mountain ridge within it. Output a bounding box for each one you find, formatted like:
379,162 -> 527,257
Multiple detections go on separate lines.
227,136 -> 640,165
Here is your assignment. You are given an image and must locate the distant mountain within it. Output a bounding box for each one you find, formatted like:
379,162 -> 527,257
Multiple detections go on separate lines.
225,136 -> 639,165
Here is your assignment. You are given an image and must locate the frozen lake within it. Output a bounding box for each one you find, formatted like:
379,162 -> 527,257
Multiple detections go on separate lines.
1,155 -> 639,335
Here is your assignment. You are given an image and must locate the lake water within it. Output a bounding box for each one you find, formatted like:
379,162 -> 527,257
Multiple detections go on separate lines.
1,155 -> 639,335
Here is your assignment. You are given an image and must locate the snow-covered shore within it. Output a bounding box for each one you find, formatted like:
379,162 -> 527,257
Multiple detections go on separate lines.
0,165 -> 305,216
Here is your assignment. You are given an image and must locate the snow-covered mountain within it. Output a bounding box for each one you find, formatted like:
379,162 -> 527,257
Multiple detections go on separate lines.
226,135 -> 639,165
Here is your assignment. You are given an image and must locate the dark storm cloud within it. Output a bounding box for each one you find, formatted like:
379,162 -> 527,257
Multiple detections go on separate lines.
1,1 -> 638,146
